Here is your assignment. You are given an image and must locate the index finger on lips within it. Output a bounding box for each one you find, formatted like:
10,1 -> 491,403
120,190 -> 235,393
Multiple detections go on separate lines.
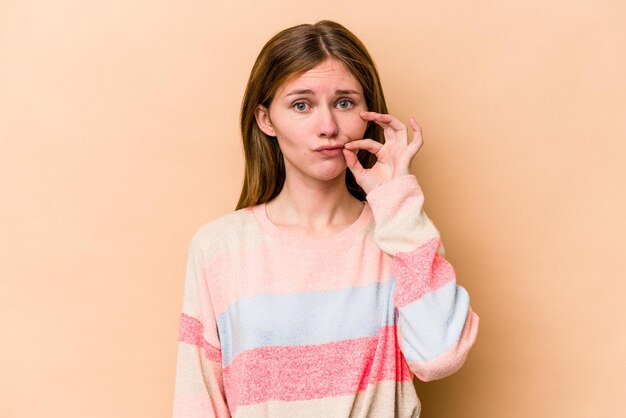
344,139 -> 384,155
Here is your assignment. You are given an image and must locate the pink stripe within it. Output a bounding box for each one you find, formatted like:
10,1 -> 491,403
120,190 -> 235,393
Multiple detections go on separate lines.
205,238 -> 391,316
222,325 -> 412,413
392,237 -> 455,308
178,313 -> 221,362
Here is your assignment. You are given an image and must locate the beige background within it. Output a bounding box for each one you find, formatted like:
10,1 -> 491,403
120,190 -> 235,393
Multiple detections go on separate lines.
1,1 -> 625,417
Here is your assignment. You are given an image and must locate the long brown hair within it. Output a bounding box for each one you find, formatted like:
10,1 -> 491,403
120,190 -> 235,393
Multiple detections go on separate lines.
236,20 -> 389,210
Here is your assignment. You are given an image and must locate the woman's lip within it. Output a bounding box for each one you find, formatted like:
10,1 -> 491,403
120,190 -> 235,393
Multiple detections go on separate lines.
316,145 -> 344,151
317,148 -> 343,157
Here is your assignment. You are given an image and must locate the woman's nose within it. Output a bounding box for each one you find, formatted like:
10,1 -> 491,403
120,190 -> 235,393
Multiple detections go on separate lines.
316,106 -> 338,138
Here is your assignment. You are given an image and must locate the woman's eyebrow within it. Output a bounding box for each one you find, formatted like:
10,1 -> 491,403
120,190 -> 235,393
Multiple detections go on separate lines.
285,89 -> 361,96
336,89 -> 361,95
285,89 -> 314,96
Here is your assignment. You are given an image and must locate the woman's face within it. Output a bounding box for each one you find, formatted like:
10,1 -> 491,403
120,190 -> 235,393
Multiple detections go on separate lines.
255,58 -> 368,183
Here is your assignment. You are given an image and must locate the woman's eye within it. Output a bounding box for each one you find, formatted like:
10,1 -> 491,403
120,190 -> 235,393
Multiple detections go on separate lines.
293,102 -> 309,112
337,99 -> 353,109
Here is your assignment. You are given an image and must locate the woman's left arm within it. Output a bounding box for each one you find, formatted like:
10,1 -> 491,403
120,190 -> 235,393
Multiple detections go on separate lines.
345,112 -> 479,382
365,174 -> 480,382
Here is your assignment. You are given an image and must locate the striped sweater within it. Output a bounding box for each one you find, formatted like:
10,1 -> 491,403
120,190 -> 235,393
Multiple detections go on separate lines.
172,174 -> 480,417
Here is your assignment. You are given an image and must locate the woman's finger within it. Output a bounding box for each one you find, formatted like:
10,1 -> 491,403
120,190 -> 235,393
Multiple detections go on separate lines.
408,117 -> 424,154
343,139 -> 384,155
360,111 -> 407,143
342,147 -> 365,177
360,111 -> 407,133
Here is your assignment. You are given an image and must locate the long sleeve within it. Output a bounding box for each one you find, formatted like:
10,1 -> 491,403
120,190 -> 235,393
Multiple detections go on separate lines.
366,174 -> 480,382
172,232 -> 230,418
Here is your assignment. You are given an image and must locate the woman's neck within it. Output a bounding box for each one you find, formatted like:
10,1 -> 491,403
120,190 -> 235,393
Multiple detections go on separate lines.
264,173 -> 364,237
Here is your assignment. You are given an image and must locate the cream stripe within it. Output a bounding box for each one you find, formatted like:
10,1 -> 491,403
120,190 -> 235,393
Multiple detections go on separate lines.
373,205 -> 440,256
174,343 -> 226,401
232,379 -> 420,418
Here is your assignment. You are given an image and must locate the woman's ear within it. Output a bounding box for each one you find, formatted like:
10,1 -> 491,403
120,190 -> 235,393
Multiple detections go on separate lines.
254,105 -> 276,137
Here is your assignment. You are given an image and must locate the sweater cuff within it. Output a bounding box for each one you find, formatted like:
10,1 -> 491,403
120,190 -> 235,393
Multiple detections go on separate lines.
365,175 -> 422,213
365,174 -> 440,256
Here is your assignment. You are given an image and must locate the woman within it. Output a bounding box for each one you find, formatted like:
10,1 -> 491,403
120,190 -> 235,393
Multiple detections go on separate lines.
173,20 -> 479,418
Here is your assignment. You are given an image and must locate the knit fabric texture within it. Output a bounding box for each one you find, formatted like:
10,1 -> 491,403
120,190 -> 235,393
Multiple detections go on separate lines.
172,174 -> 480,417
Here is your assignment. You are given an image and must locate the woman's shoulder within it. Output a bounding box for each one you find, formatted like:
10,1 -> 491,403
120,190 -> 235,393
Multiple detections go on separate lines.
188,206 -> 259,255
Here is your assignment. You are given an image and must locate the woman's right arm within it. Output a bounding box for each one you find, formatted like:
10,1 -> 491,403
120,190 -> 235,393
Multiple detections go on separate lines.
172,233 -> 230,418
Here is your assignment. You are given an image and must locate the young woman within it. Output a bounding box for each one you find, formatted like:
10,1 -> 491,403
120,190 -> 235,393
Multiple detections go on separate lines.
173,20 -> 479,418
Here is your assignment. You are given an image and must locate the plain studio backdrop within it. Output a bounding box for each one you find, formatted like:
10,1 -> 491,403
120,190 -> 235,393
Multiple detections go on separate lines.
1,1 -> 624,417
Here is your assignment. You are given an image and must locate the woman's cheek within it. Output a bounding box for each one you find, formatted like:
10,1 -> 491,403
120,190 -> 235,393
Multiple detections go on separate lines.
344,115 -> 368,139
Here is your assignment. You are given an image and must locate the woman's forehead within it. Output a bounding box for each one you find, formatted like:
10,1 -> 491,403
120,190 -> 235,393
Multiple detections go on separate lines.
275,58 -> 363,97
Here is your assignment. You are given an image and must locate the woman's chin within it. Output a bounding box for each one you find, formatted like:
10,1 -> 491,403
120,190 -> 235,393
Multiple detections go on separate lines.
315,165 -> 348,182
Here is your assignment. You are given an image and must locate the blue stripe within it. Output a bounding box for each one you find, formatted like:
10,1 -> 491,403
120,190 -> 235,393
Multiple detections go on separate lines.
216,280 -> 396,366
397,280 -> 470,362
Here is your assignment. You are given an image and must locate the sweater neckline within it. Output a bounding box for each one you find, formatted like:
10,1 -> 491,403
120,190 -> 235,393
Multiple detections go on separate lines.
251,201 -> 372,250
